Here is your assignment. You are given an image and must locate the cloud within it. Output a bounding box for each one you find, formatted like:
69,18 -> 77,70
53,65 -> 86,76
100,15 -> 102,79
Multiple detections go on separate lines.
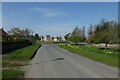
10,13 -> 27,18
32,7 -> 65,17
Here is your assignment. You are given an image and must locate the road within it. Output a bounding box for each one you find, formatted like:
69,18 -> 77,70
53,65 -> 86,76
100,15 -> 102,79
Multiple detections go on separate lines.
24,44 -> 118,78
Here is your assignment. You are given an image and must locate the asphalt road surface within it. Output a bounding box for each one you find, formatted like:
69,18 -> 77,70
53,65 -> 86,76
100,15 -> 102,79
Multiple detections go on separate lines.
24,44 -> 118,78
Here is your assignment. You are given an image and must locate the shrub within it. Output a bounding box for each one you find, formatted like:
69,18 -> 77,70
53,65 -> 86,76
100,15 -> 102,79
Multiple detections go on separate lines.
2,39 -> 29,44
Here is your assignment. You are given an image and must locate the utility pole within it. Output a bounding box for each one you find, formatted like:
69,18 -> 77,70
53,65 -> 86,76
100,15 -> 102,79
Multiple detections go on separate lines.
82,26 -> 85,42
90,25 -> 92,32
83,26 -> 85,37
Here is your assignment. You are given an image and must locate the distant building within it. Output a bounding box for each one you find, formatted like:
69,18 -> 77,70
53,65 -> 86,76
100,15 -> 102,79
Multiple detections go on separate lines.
54,37 -> 58,42
40,36 -> 44,41
54,36 -> 63,42
44,35 -> 51,42
40,35 -> 65,42
62,38 -> 66,41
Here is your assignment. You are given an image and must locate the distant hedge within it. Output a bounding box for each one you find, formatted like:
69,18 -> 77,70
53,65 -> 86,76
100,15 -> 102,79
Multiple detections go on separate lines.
2,40 -> 33,54
2,39 -> 30,44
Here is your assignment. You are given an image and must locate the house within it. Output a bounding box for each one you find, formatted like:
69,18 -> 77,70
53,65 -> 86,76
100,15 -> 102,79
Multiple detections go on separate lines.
41,35 -> 65,42
54,36 -> 63,42
54,37 -> 58,42
0,28 -> 8,41
44,35 -> 51,42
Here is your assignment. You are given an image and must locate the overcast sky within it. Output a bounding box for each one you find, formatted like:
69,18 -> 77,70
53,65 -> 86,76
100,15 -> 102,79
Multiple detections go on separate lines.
2,2 -> 118,37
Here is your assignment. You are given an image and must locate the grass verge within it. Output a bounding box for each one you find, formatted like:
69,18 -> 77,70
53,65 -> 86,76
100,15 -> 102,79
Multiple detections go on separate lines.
2,69 -> 24,78
59,44 -> 119,68
2,43 -> 41,78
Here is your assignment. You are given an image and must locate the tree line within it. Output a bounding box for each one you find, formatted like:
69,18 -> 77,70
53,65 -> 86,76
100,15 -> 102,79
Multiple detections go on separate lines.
3,27 -> 40,43
64,19 -> 119,48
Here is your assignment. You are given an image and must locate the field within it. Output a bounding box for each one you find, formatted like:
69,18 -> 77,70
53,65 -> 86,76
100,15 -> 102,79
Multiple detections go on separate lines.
59,44 -> 119,67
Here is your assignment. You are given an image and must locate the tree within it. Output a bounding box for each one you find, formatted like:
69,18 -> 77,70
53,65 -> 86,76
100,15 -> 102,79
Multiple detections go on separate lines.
25,28 -> 32,38
64,33 -> 70,40
71,27 -> 85,42
34,34 -> 39,40
118,23 -> 120,44
87,24 -> 94,43
72,27 -> 83,37
10,27 -> 22,39
92,19 -> 118,48
51,37 -> 54,40
67,35 -> 81,44
9,27 -> 33,40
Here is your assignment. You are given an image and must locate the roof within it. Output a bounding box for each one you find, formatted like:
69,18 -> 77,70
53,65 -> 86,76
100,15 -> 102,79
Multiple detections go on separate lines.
0,28 -> 8,36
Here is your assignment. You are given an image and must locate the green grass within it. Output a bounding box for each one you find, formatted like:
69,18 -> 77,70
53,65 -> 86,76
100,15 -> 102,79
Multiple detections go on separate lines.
78,45 -> 119,58
0,56 -> 2,79
59,44 -> 119,67
2,43 -> 41,78
2,69 -> 24,78
3,43 -> 41,67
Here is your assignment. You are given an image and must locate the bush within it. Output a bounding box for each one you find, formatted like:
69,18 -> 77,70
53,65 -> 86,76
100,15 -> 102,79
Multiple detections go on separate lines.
67,35 -> 82,44
2,39 -> 29,44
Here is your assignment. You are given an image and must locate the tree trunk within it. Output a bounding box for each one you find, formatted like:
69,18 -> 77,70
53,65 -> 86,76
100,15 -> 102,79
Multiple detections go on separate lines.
105,43 -> 108,48
105,41 -> 109,49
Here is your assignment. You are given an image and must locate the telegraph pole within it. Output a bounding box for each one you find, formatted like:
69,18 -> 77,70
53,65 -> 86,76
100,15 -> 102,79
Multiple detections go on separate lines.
82,26 -> 85,42
83,26 -> 85,38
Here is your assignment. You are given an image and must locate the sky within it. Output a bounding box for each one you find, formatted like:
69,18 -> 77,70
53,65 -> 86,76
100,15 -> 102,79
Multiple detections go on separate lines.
2,0 -> 120,2
2,2 -> 118,37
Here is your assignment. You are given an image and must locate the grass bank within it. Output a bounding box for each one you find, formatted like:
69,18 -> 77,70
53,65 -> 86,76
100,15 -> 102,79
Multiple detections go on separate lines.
59,44 -> 119,68
2,43 -> 41,78
2,69 -> 24,78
